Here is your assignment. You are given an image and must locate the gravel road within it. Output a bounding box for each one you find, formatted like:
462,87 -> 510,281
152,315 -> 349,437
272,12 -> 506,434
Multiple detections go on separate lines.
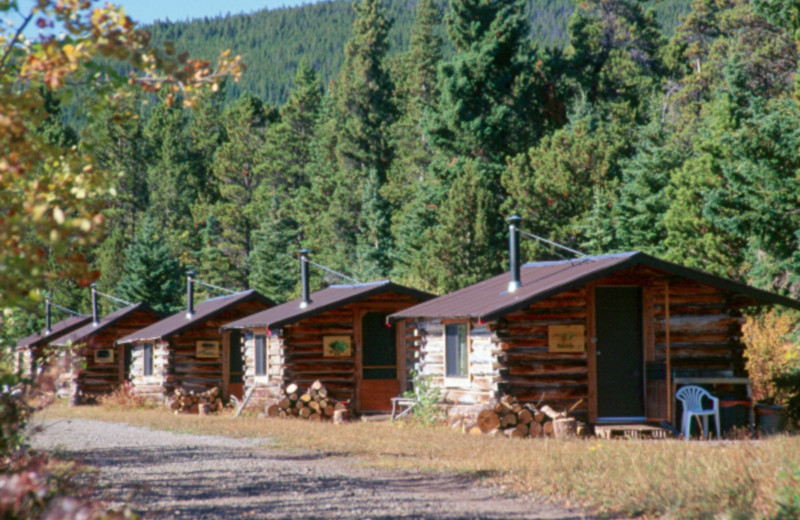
30,419 -> 590,520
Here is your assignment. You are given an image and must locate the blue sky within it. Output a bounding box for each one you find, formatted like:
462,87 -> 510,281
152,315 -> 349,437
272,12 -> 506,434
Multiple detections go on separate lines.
15,0 -> 309,33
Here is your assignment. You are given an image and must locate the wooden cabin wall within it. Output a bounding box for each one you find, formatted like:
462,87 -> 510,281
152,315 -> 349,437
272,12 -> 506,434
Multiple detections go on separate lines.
130,340 -> 171,401
491,288 -> 590,416
74,309 -> 161,396
243,329 -> 284,407
278,291 -> 423,405
411,319 -> 499,415
170,300 -> 271,395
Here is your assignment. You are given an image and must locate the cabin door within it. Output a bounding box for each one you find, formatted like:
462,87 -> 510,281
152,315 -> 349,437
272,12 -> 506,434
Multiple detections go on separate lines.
359,312 -> 399,412
228,330 -> 245,400
595,286 -> 645,420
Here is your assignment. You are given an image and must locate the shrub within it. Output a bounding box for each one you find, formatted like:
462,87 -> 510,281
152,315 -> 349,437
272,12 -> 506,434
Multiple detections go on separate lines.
403,370 -> 445,426
743,310 -> 800,405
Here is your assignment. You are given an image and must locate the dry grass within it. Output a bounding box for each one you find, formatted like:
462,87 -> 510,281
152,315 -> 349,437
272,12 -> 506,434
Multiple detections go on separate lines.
41,402 -> 800,519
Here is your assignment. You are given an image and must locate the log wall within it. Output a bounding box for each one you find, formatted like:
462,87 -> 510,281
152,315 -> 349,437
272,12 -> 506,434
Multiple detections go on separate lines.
130,298 -> 270,400
411,319 -> 500,413
243,291 -> 425,409
411,265 -> 752,423
130,340 -> 171,401
243,330 -> 284,406
72,309 -> 161,397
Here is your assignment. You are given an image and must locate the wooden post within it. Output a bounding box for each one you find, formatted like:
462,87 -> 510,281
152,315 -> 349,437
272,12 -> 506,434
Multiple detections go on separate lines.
397,319 -> 407,394
665,281 -> 672,424
221,332 -> 230,400
586,283 -> 598,423
354,308 -> 365,413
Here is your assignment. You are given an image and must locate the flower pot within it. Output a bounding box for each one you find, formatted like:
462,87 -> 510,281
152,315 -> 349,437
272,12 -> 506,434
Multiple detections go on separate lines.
756,404 -> 786,435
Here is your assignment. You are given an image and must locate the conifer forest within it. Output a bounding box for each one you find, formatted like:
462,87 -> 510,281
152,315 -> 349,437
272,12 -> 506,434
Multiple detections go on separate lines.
12,0 -> 800,334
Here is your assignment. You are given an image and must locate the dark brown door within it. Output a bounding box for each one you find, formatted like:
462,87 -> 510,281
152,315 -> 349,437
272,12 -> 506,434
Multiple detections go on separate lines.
360,312 -> 399,411
229,330 -> 245,399
595,286 -> 644,418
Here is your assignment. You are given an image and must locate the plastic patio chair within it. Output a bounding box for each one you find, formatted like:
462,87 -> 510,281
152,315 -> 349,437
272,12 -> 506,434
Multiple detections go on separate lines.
675,385 -> 720,440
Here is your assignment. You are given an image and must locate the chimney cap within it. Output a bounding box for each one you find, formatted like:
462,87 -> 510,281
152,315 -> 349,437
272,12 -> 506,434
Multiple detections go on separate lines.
187,270 -> 196,277
298,249 -> 311,255
506,215 -> 522,225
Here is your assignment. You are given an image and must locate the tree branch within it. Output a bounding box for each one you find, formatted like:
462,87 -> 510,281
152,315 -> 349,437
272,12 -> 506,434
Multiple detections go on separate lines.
0,6 -> 36,77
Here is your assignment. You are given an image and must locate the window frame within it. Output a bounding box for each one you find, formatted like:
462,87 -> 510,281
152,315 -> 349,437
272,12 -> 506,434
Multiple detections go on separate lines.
443,320 -> 470,388
143,342 -> 153,376
255,334 -> 267,377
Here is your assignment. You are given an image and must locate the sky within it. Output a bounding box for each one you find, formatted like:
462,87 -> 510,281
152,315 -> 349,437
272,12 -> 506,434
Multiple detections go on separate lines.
14,0 -> 310,33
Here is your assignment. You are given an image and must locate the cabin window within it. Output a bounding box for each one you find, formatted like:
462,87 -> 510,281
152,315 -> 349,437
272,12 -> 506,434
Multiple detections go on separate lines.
255,335 -> 267,376
143,342 -> 153,376
445,322 -> 468,379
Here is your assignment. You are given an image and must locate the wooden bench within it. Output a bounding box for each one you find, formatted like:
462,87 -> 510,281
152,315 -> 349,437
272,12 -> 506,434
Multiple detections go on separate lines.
390,397 -> 415,420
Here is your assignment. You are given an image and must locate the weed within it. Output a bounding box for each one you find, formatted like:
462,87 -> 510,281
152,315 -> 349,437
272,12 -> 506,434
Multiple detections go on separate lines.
402,370 -> 445,426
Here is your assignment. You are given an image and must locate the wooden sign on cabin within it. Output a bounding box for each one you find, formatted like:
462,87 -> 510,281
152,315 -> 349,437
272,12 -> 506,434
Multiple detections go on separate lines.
323,336 -> 352,357
196,341 -> 220,358
548,325 -> 585,353
94,348 -> 115,364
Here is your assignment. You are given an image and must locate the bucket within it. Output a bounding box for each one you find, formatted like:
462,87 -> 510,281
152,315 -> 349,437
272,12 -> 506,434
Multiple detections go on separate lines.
719,397 -> 750,437
756,404 -> 786,435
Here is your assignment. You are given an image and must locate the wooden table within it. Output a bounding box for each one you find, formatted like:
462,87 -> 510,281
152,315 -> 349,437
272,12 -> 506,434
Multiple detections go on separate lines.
672,377 -> 754,433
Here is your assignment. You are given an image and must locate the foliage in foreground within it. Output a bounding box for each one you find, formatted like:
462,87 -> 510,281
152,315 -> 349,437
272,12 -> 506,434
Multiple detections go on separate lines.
54,403 -> 800,519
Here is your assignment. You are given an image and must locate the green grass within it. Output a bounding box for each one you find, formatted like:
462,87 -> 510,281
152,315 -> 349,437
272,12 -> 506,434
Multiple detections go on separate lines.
42,402 -> 800,519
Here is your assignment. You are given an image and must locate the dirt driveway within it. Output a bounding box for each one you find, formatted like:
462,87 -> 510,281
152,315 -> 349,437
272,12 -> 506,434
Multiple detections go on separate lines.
30,419 -> 590,520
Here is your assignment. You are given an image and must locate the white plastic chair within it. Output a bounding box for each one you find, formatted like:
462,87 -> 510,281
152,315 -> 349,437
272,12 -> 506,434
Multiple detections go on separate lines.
675,385 -> 720,440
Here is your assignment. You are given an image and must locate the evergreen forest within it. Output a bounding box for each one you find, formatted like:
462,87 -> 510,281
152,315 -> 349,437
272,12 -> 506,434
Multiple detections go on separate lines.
13,0 -> 800,335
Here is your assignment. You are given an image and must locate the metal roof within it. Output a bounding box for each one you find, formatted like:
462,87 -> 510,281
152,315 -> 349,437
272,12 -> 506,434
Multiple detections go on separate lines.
222,280 -> 432,330
116,289 -> 273,344
50,302 -> 160,347
389,251 -> 800,322
16,314 -> 92,349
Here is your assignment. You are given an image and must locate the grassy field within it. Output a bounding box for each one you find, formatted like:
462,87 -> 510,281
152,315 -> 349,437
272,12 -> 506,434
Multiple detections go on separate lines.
41,402 -> 800,519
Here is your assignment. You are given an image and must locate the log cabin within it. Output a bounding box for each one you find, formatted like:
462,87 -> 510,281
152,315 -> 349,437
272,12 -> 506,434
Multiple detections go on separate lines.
221,252 -> 432,413
116,274 -> 273,402
49,291 -> 162,400
15,297 -> 91,378
389,221 -> 800,427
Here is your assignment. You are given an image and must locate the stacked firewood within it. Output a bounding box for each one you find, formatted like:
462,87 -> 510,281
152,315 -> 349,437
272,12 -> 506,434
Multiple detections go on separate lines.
467,395 -> 583,439
267,380 -> 347,421
170,386 -> 224,414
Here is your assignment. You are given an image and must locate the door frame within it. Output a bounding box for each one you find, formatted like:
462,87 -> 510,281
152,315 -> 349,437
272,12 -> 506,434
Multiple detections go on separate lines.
587,283 -> 648,423
354,304 -> 407,412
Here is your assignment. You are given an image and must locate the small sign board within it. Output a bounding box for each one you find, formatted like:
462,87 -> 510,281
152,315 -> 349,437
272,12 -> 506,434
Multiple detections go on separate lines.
196,341 -> 220,358
94,348 -> 115,364
323,336 -> 352,357
548,325 -> 585,353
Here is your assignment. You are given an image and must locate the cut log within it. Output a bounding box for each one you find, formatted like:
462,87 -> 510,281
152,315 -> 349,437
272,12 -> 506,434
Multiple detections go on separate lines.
476,409 -> 501,433
333,409 -> 346,424
541,405 -> 565,420
278,397 -> 291,409
266,404 -> 280,417
514,424 -> 529,438
529,422 -> 543,436
308,413 -> 321,422
467,424 -> 483,435
501,413 -> 517,428
518,409 -> 533,425
318,387 -> 328,399
311,380 -> 324,391
299,407 -> 312,418
323,405 -> 335,416
285,383 -> 298,395
553,417 -> 577,439
299,393 -> 312,403
543,421 -> 554,436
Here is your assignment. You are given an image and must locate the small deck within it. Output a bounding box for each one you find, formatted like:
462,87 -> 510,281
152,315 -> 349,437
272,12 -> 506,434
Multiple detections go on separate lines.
594,422 -> 675,439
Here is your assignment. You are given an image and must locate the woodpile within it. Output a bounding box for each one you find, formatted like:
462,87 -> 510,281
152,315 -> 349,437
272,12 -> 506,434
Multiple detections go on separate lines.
169,386 -> 224,414
266,380 -> 347,421
466,395 -> 584,439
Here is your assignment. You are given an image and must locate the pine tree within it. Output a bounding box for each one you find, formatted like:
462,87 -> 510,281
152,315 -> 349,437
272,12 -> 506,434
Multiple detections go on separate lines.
386,0 -> 443,285
302,0 -> 396,279
115,216 -> 184,313
203,93 -> 276,289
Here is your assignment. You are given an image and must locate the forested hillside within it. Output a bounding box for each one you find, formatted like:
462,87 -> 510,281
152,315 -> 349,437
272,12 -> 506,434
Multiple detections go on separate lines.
146,0 -> 691,104
9,0 -> 800,340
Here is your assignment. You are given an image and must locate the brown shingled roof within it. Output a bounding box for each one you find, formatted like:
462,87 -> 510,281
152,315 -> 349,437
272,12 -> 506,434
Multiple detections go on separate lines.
116,289 -> 273,344
222,281 -> 432,331
50,302 -> 161,347
17,314 -> 92,349
389,252 -> 800,322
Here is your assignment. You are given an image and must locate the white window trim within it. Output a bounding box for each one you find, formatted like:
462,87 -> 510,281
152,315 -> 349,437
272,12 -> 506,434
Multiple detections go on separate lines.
254,333 -> 269,381
443,320 -> 471,388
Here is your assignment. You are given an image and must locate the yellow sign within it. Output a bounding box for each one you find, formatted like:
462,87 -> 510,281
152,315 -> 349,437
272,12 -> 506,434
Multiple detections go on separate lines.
196,341 -> 220,358
548,325 -> 585,353
323,336 -> 352,357
94,348 -> 115,364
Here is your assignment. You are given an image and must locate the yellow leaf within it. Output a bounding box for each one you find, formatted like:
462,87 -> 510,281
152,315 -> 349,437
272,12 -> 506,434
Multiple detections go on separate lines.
53,206 -> 65,224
